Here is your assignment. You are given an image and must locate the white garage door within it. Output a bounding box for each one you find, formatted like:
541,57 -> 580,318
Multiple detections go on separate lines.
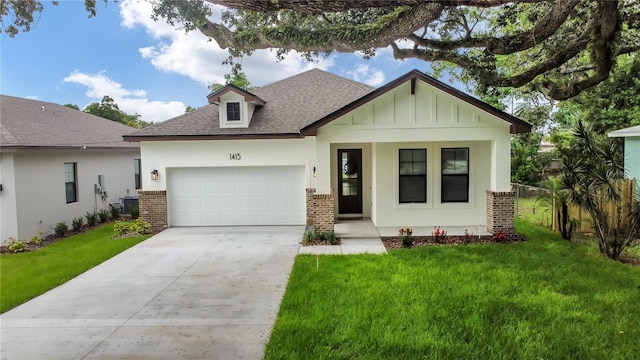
168,166 -> 306,226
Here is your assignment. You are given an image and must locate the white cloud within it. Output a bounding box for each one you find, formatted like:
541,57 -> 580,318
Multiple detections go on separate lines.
63,71 -> 185,123
119,0 -> 333,87
347,64 -> 385,87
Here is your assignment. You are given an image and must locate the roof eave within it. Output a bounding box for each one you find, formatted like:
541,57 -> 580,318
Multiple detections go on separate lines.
123,133 -> 304,142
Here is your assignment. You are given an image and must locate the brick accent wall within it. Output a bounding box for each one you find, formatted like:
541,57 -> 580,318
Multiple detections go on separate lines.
486,190 -> 515,237
306,188 -> 335,232
138,190 -> 168,233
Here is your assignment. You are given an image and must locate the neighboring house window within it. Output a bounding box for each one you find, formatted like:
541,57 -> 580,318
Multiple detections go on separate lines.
226,102 -> 241,121
441,148 -> 469,202
399,149 -> 427,203
134,159 -> 141,190
64,162 -> 78,203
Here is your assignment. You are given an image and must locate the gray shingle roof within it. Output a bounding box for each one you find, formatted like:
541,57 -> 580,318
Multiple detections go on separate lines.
125,69 -> 376,139
0,95 -> 139,149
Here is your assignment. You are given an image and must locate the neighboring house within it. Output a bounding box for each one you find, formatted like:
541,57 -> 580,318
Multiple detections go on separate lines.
0,95 -> 141,243
609,124 -> 640,193
124,69 -> 531,236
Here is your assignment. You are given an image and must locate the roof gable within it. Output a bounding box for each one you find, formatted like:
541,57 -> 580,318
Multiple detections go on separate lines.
0,95 -> 139,149
300,70 -> 531,135
206,85 -> 266,106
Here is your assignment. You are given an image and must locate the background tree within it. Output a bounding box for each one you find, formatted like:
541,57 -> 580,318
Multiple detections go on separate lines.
83,95 -> 152,129
208,70 -> 253,92
5,1 -> 640,100
63,103 -> 80,110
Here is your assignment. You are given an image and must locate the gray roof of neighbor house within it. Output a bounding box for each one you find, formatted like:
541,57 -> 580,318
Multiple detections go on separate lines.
0,95 -> 139,149
608,124 -> 640,137
124,68 -> 531,141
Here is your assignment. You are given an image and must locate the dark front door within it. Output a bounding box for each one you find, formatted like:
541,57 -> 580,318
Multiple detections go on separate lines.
338,149 -> 362,214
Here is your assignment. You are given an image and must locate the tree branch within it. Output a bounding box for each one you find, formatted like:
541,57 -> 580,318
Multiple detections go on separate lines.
205,0 -> 548,14
198,3 -> 445,51
411,0 -> 581,55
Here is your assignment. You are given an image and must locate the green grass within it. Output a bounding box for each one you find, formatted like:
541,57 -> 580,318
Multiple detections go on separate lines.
265,219 -> 640,360
0,223 -> 150,313
516,196 -> 552,227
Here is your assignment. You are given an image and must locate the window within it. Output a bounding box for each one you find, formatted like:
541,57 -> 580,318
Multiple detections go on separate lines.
226,102 -> 241,121
64,162 -> 78,203
399,149 -> 426,203
134,159 -> 141,189
441,148 -> 469,202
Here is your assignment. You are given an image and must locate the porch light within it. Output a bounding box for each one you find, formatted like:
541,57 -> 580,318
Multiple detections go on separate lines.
150,170 -> 159,181
313,166 -> 317,177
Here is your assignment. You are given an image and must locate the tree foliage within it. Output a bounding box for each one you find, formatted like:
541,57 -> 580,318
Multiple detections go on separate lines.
556,54 -> 640,134
4,1 -> 640,100
83,95 -> 152,129
153,0 -> 640,100
208,70 -> 253,92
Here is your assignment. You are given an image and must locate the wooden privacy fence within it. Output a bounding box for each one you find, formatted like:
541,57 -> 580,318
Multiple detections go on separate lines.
553,179 -> 638,233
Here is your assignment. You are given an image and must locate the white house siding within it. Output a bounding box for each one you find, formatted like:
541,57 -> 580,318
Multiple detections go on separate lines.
0,152 -> 19,243
316,79 -> 512,228
5,148 -> 140,242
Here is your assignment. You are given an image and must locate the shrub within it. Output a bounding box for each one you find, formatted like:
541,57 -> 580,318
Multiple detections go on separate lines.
113,218 -> 151,237
131,207 -> 139,219
113,220 -> 129,235
55,222 -> 68,237
303,230 -> 315,244
97,209 -> 110,223
131,218 -> 151,235
85,212 -> 98,226
8,238 -> 26,253
72,217 -> 83,232
110,205 -> 120,220
399,228 -> 413,248
30,230 -> 43,245
326,231 -> 338,245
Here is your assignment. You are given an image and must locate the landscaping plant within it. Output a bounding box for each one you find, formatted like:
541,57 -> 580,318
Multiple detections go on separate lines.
72,217 -> 83,232
85,211 -> 98,226
110,205 -> 120,220
54,222 -> 68,237
398,228 -> 413,248
558,121 -> 640,260
97,209 -> 110,223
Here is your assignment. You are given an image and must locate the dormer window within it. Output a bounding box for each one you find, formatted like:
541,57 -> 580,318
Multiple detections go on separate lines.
226,102 -> 241,121
207,85 -> 266,129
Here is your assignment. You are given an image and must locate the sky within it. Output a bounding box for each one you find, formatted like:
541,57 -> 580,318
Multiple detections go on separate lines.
1,0 -> 435,123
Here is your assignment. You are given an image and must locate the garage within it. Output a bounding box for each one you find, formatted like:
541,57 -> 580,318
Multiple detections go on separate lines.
167,166 -> 306,226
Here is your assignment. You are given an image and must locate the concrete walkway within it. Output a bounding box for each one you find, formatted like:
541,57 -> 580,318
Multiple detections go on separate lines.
298,219 -> 387,255
0,226 -> 304,360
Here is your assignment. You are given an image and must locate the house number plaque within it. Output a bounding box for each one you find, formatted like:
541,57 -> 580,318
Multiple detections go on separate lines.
229,153 -> 241,160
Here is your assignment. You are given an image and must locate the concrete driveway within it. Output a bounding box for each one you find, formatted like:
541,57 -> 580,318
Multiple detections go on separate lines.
0,226 -> 304,360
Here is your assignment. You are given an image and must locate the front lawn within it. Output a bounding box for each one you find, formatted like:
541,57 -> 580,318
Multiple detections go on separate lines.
265,219 -> 640,359
0,223 -> 150,313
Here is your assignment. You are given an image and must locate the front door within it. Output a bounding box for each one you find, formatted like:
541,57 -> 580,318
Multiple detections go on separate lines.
338,149 -> 362,214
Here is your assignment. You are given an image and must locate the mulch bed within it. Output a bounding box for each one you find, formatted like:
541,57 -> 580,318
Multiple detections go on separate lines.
382,235 -> 527,251
300,239 -> 342,246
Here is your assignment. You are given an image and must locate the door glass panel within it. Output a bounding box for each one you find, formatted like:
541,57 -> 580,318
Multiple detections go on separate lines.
341,152 -> 358,196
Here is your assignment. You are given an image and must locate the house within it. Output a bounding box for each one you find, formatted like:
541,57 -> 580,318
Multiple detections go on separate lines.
0,95 -> 141,243
609,124 -> 640,193
124,69 -> 531,236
